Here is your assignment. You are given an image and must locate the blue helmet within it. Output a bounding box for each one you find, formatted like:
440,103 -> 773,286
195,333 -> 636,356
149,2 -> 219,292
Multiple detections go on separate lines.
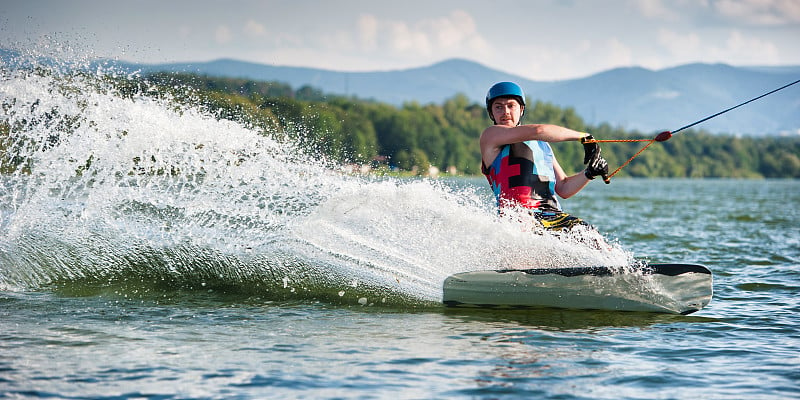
485,82 -> 525,122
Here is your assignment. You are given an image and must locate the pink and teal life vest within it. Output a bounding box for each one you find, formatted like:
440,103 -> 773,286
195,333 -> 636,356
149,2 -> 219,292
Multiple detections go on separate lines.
482,141 -> 561,213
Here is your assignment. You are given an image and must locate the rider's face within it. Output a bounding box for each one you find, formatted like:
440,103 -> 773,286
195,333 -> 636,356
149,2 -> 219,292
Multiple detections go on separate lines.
491,98 -> 523,126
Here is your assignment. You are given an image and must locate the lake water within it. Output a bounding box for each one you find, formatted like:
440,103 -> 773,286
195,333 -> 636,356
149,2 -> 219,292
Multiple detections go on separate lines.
1,57 -> 799,400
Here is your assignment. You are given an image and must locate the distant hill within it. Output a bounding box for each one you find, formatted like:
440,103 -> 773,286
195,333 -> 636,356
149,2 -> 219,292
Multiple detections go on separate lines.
5,48 -> 798,135
115,58 -> 799,136
538,63 -> 800,136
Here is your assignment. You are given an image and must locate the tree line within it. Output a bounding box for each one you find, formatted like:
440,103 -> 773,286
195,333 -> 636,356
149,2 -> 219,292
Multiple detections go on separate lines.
143,73 -> 799,178
2,71 -> 799,178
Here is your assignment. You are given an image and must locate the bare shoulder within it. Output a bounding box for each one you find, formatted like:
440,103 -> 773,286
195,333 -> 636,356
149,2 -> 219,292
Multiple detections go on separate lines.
481,125 -> 542,148
478,129 -> 495,166
480,126 -> 515,165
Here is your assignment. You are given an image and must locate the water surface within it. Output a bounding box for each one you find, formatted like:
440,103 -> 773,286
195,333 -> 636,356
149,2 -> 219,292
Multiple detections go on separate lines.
1,56 -> 798,399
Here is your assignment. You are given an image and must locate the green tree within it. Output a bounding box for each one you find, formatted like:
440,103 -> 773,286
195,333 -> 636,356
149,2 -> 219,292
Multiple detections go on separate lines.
114,71 -> 800,179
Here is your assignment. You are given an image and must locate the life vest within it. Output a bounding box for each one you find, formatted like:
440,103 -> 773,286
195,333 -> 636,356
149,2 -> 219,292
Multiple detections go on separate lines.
482,141 -> 561,212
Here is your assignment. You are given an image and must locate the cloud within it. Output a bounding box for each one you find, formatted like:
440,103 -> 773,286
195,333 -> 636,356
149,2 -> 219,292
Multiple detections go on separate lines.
357,14 -> 379,50
231,10 -> 493,72
179,25 -> 192,39
721,30 -> 781,63
351,10 -> 489,59
215,25 -> 233,44
244,19 -> 266,37
658,28 -> 702,59
634,0 -> 687,21
657,27 -> 781,65
713,0 -> 800,25
422,10 -> 482,49
503,36 -> 638,81
388,20 -> 432,54
606,37 -> 635,67
634,0 -> 800,26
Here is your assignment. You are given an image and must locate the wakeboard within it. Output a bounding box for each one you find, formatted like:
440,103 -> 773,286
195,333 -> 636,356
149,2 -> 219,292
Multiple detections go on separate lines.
443,263 -> 712,314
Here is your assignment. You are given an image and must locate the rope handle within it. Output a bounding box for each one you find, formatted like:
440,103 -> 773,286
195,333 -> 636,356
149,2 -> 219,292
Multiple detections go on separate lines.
583,131 -> 672,182
577,78 -> 800,182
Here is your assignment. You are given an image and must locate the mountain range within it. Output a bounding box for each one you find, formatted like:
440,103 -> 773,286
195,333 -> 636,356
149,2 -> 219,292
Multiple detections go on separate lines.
118,58 -> 799,136
4,48 -> 798,136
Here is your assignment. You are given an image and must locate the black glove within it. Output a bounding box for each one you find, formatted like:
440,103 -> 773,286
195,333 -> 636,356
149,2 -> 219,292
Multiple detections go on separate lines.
585,153 -> 609,180
581,134 -> 599,164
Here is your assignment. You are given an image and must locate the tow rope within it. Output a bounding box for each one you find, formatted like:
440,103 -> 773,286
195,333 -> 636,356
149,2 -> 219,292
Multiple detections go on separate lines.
585,78 -> 800,183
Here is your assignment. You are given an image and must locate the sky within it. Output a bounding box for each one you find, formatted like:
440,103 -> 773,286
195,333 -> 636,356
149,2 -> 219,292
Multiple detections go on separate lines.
2,0 -> 799,81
